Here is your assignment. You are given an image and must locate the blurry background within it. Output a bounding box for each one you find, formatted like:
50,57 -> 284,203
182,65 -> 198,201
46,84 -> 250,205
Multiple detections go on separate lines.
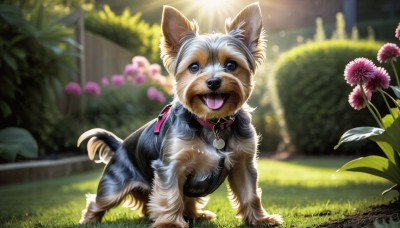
0,0 -> 399,163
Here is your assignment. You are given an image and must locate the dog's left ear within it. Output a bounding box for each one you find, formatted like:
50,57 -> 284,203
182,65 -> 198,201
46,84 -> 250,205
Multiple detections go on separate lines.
225,2 -> 265,63
161,5 -> 198,73
161,6 -> 198,54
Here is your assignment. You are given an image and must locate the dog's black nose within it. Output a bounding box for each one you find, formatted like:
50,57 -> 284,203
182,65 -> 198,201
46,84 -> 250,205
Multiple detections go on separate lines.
206,78 -> 221,91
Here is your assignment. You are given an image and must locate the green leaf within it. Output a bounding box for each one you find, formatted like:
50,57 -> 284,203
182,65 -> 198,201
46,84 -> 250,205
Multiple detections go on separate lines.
338,155 -> 400,184
374,141 -> 399,167
334,127 -> 384,150
382,113 -> 395,129
381,184 -> 399,196
390,86 -> 400,98
370,118 -> 400,164
2,52 -> 17,71
0,127 -> 38,162
0,101 -> 12,117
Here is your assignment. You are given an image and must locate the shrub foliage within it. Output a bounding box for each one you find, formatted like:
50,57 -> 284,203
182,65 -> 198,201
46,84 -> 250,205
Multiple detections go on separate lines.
85,5 -> 161,63
0,4 -> 78,153
274,40 -> 383,154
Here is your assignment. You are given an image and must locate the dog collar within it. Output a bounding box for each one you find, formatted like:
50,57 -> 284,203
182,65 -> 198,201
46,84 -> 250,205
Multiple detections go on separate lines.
154,104 -> 236,134
195,116 -> 235,131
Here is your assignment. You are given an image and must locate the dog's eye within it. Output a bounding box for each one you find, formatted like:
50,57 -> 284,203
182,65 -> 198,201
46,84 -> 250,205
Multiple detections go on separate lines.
189,63 -> 200,73
224,60 -> 237,72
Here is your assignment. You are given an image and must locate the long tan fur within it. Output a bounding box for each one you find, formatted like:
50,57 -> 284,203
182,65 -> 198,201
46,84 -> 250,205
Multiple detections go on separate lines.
77,128 -> 122,164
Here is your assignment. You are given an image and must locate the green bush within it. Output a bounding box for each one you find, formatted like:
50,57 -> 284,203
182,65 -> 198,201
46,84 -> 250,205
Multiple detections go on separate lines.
84,83 -> 169,137
85,5 -> 161,63
0,4 -> 78,154
248,66 -> 283,153
274,40 -> 384,155
56,56 -> 173,152
55,83 -> 170,151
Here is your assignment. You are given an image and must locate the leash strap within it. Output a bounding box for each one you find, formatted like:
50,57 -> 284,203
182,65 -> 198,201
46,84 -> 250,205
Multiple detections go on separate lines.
154,104 -> 172,135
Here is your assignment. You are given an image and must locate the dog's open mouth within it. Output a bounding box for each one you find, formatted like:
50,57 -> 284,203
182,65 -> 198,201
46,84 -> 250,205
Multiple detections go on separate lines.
200,93 -> 229,110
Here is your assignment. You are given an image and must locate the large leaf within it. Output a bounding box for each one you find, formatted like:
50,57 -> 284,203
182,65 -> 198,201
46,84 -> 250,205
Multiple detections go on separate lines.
382,113 -> 396,129
374,141 -> 400,167
334,127 -> 384,150
390,86 -> 400,98
338,155 -> 400,184
0,127 -> 38,162
370,117 -> 400,165
381,184 -> 399,196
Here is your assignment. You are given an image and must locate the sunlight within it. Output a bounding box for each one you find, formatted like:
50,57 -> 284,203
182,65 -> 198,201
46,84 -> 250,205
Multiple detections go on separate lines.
188,0 -> 241,32
194,0 -> 229,11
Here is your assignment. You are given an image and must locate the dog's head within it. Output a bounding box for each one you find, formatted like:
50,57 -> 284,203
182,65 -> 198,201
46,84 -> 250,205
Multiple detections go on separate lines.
160,3 -> 265,119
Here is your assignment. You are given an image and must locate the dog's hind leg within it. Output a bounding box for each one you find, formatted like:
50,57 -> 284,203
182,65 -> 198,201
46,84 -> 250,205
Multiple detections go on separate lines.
79,151 -> 150,224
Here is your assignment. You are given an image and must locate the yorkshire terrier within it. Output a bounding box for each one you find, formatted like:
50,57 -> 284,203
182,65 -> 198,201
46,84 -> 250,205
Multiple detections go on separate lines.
78,2 -> 283,227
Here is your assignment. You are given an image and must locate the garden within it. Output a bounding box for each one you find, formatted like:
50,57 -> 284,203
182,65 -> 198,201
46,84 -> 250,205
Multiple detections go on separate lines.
0,0 -> 399,227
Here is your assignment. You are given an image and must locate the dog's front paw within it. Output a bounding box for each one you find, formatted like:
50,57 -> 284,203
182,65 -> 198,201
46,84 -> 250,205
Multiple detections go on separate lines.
152,220 -> 188,228
251,214 -> 283,226
196,210 -> 217,220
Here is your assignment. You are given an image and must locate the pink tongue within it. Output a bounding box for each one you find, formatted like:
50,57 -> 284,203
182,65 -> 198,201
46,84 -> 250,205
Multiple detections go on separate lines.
205,94 -> 224,110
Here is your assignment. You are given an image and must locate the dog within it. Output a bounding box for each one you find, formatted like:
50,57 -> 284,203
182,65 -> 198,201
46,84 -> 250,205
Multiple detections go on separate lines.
78,2 -> 283,227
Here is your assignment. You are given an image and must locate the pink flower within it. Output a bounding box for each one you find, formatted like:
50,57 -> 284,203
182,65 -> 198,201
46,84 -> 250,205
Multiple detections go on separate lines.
364,67 -> 391,92
147,87 -> 166,103
395,22 -> 400,40
111,74 -> 125,86
133,72 -> 146,85
64,82 -> 81,96
344,57 -> 376,86
132,56 -> 149,68
124,64 -> 138,76
149,64 -> 161,76
84,81 -> 100,97
101,77 -> 109,86
348,86 -> 372,110
377,43 -> 400,63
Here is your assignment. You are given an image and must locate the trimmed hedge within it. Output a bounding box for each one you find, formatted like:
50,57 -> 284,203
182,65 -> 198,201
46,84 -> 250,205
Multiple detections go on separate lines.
85,5 -> 161,63
274,40 -> 383,155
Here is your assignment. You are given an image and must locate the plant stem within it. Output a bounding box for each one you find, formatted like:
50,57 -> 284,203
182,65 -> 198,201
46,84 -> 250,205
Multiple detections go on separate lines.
368,100 -> 385,122
390,60 -> 400,87
360,85 -> 385,129
382,90 -> 400,109
379,89 -> 396,119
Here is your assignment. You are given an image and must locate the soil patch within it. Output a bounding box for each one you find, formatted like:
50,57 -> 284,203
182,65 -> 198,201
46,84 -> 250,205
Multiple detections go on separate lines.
317,198 -> 400,228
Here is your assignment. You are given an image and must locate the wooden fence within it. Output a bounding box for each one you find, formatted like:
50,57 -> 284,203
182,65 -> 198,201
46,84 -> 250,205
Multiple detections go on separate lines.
61,10 -> 134,84
84,30 -> 133,83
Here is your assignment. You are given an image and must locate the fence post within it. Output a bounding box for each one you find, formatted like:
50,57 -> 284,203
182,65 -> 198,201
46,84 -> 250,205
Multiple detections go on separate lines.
59,10 -> 86,117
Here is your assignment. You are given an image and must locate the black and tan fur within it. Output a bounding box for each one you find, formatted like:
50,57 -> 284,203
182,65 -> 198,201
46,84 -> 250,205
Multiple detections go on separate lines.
78,3 -> 283,227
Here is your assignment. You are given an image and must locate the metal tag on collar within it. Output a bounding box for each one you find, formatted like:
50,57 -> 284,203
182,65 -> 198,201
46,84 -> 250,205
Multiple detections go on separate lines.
212,122 -> 225,150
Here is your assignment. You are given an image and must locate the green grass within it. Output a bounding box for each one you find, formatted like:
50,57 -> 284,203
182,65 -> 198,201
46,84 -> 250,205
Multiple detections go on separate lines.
0,158 -> 397,227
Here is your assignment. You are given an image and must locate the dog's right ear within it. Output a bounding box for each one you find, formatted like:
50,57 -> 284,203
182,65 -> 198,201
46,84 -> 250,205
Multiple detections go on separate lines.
161,6 -> 198,55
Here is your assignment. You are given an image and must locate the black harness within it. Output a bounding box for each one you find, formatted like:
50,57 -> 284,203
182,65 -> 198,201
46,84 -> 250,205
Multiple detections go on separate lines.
153,105 -> 231,197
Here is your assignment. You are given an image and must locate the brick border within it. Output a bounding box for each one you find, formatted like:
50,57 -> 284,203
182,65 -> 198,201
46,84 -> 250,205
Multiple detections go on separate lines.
0,156 -> 98,186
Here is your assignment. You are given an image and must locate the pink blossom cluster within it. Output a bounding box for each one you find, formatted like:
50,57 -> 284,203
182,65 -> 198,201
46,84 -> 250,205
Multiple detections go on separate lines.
63,56 -> 172,104
64,82 -> 81,96
345,58 -> 390,110
84,81 -> 100,97
345,22 -> 400,111
64,81 -> 101,97
147,87 -> 166,103
123,56 -> 173,93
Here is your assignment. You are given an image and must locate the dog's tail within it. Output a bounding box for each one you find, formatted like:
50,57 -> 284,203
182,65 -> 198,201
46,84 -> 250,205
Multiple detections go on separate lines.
77,128 -> 123,164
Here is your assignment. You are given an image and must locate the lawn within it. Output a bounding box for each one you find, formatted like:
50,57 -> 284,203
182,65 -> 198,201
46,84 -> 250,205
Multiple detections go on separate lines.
0,158 -> 397,227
